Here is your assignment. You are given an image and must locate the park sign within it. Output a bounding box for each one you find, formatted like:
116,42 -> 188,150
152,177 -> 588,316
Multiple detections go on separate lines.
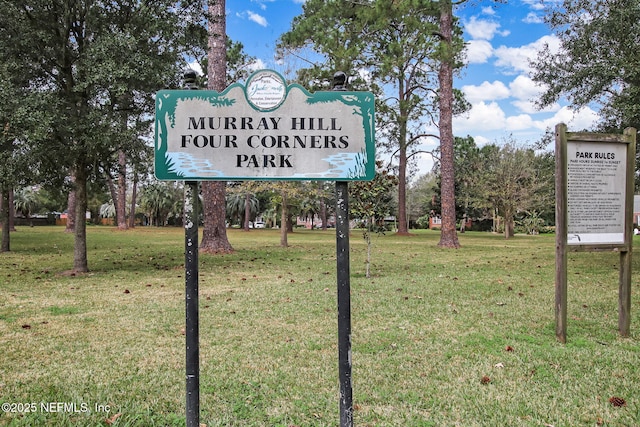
154,70 -> 375,181
555,124 -> 636,343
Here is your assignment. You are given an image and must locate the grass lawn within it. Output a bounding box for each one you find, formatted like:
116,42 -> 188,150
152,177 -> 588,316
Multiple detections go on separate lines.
1,226 -> 639,426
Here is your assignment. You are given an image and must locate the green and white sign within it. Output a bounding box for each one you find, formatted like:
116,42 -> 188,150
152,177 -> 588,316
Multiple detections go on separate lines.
155,70 -> 375,181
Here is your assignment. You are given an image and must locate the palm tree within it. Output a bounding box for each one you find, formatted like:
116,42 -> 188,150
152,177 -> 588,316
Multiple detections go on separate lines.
299,196 -> 320,229
13,187 -> 39,227
226,192 -> 259,230
139,182 -> 178,226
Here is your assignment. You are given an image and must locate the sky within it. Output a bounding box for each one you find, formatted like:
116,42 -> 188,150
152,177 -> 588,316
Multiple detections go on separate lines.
223,0 -> 601,175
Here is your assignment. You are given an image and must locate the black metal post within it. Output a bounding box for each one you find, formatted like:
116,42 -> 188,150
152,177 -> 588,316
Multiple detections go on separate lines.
336,181 -> 353,427
185,180 -> 199,427
184,70 -> 200,427
334,71 -> 353,427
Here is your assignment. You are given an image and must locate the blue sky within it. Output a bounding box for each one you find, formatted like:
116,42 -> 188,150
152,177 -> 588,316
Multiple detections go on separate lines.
224,0 -> 600,174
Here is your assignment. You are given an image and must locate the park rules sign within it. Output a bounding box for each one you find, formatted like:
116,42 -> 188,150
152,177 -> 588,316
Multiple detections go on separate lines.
154,70 -> 375,181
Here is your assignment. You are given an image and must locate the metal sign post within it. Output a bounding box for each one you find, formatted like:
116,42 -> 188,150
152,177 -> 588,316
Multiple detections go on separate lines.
335,180 -> 353,426
333,72 -> 353,427
184,180 -> 199,427
183,72 -> 200,427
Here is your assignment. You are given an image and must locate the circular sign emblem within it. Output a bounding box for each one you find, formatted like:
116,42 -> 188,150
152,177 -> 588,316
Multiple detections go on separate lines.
245,70 -> 287,111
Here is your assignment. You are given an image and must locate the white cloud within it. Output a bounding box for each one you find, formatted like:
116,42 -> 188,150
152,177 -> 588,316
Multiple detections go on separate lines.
481,7 -> 496,16
464,16 -> 508,40
513,99 -> 560,115
523,12 -> 543,24
506,114 -> 535,131
248,58 -> 266,71
464,39 -> 493,64
247,11 -> 268,27
251,0 -> 274,11
521,0 -> 546,11
508,74 -> 561,114
539,106 -> 600,131
462,81 -> 509,103
509,75 -> 542,101
454,101 -> 507,133
473,135 -> 492,146
187,60 -> 203,76
494,35 -> 560,74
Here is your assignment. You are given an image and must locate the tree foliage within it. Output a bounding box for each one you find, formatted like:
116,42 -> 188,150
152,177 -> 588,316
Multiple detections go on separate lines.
350,161 -> 398,278
532,0 -> 640,129
279,0 -> 467,239
0,0 -> 207,269
430,135 -> 554,238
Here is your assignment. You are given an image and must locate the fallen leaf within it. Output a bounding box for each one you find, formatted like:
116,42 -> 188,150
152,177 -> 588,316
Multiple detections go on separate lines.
21,324 -> 31,329
609,396 -> 626,407
123,289 -> 130,294
505,345 -> 514,352
105,413 -> 122,425
494,362 -> 504,369
480,376 -> 491,384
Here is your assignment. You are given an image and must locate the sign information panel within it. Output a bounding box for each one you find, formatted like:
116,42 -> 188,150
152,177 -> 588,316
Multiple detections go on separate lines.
155,70 -> 375,181
567,140 -> 627,244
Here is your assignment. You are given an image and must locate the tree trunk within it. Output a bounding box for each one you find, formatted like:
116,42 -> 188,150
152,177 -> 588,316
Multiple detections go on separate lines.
243,192 -> 251,231
73,164 -> 89,272
396,73 -> 409,235
66,173 -> 76,233
437,0 -> 460,249
8,189 -> 15,232
280,192 -> 288,247
129,171 -> 138,228
106,173 -> 118,223
504,208 -> 514,239
201,181 -> 233,253
1,188 -> 10,252
397,144 -> 409,235
117,150 -> 128,230
321,198 -> 327,230
200,0 -> 233,254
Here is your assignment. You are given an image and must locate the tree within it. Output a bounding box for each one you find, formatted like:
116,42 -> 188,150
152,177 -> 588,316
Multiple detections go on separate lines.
435,0 -> 463,248
139,182 -> 181,226
200,0 -> 234,254
430,136 -> 482,230
225,188 -> 259,230
433,0 -> 507,245
280,0 -> 467,238
13,187 -> 39,226
407,172 -> 438,229
274,182 -> 304,248
532,0 -> 640,131
0,46 -> 51,250
0,0 -> 206,271
278,0 -> 369,89
350,161 -> 398,278
477,140 -> 545,239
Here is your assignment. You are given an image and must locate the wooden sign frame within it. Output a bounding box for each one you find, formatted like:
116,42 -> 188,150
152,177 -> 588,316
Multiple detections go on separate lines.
555,123 -> 636,343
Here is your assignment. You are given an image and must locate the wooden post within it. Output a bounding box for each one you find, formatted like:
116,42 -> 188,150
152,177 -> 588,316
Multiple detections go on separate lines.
555,123 -> 568,343
619,127 -> 636,337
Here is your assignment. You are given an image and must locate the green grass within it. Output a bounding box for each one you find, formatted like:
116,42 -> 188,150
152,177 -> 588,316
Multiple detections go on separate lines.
1,226 -> 639,426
